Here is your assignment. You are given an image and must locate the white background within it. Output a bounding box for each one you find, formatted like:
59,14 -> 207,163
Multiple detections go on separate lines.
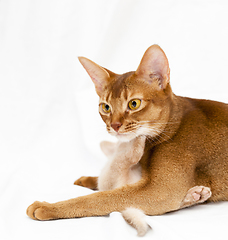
0,0 -> 228,239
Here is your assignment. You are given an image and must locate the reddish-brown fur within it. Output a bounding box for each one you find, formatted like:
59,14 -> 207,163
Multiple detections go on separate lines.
27,45 -> 228,228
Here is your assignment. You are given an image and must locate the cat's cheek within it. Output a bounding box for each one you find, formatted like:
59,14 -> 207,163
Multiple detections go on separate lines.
99,112 -> 109,124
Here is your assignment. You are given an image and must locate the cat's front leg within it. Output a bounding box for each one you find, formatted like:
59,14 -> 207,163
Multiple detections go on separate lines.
74,176 -> 98,190
26,182 -> 184,221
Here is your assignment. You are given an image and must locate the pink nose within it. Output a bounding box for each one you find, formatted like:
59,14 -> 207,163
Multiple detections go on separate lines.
111,122 -> 122,132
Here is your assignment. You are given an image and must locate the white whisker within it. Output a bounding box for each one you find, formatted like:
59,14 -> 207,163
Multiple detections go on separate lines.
100,118 -> 177,144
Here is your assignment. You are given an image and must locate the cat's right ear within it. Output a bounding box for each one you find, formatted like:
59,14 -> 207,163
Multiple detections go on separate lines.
135,45 -> 170,90
78,57 -> 110,96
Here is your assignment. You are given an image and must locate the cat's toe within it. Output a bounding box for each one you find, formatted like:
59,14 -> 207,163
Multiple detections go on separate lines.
26,201 -> 54,220
187,186 -> 211,202
74,176 -> 85,187
197,186 -> 212,202
180,186 -> 212,208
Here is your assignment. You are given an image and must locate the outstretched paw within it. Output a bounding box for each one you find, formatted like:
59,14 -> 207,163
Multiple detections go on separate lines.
180,186 -> 212,208
26,201 -> 56,220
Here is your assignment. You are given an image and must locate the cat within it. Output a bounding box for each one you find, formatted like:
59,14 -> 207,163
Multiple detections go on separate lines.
27,44 -> 228,236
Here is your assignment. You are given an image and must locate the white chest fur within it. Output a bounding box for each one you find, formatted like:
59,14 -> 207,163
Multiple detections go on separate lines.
98,136 -> 146,191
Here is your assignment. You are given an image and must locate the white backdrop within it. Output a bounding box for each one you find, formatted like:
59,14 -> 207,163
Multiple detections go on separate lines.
0,0 -> 228,239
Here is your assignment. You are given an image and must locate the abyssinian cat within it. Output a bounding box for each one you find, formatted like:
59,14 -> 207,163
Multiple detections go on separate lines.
27,45 -> 228,236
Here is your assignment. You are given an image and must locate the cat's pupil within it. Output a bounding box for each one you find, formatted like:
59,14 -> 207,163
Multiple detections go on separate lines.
132,101 -> 137,107
105,104 -> 109,110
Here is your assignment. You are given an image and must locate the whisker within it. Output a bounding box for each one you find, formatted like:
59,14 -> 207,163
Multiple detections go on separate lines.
160,131 -> 172,140
123,129 -> 138,137
138,124 -> 174,144
137,120 -> 180,125
143,135 -> 156,144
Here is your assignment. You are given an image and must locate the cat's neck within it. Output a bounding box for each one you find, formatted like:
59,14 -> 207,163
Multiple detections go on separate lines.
146,94 -> 184,146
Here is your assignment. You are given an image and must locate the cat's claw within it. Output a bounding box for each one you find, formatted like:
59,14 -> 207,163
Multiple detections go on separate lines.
180,186 -> 212,208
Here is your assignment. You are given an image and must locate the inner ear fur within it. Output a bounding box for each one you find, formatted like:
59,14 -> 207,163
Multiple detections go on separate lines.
78,56 -> 111,96
135,45 -> 170,89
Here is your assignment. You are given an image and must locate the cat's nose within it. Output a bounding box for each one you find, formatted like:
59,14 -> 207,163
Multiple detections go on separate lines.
111,122 -> 122,132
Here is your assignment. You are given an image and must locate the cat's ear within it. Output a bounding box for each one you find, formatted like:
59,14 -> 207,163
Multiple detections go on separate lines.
135,45 -> 170,89
78,57 -> 110,96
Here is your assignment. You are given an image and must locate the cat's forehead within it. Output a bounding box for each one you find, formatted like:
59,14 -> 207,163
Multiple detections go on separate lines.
100,71 -> 147,102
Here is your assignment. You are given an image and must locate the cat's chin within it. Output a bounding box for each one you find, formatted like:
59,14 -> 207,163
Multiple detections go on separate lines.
108,129 -> 141,142
115,133 -> 138,142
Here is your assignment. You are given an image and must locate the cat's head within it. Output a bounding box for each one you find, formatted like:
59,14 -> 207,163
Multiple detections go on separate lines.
79,45 -> 173,142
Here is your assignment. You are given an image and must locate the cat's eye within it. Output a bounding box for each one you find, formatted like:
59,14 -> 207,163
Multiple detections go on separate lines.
101,103 -> 111,113
128,99 -> 141,110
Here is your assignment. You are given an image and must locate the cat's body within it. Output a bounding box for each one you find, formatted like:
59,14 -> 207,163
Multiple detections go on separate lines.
27,45 -> 228,236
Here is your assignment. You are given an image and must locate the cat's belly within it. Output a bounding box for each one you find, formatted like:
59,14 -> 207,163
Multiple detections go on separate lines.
98,161 -> 142,191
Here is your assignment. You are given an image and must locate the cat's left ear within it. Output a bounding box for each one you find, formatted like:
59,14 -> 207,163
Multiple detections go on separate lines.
78,57 -> 110,96
135,45 -> 170,89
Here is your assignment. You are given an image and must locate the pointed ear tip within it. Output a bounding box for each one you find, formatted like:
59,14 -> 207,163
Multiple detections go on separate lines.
78,56 -> 83,63
152,44 -> 161,48
78,56 -> 91,67
148,44 -> 163,52
78,56 -> 86,62
145,44 -> 168,60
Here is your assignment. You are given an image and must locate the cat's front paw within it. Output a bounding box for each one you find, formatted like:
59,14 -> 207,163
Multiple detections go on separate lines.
26,201 -> 56,220
180,186 -> 212,208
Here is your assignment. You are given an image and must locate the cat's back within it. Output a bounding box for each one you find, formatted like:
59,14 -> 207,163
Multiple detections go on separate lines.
171,96 -> 228,157
180,97 -> 228,127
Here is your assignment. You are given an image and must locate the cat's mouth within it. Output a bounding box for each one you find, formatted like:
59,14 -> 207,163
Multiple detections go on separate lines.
108,123 -> 166,142
108,128 -> 140,142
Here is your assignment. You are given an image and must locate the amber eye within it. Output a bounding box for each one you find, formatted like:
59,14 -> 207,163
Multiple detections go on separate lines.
128,99 -> 141,110
101,103 -> 111,113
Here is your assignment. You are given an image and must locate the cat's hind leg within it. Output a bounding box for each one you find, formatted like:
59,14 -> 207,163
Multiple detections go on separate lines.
180,186 -> 212,209
120,186 -> 211,236
74,176 -> 98,190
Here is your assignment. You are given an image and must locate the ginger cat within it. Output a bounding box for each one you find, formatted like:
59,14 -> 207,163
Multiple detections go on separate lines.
27,45 -> 228,236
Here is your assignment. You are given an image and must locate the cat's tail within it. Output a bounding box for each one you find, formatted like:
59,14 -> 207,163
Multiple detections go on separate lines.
121,207 -> 151,236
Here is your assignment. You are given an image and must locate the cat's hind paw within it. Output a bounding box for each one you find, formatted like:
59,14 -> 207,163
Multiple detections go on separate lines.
74,176 -> 98,190
180,186 -> 212,209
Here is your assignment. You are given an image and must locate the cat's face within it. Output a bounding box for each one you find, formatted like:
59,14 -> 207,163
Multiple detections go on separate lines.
79,45 -> 172,142
98,72 -> 172,141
